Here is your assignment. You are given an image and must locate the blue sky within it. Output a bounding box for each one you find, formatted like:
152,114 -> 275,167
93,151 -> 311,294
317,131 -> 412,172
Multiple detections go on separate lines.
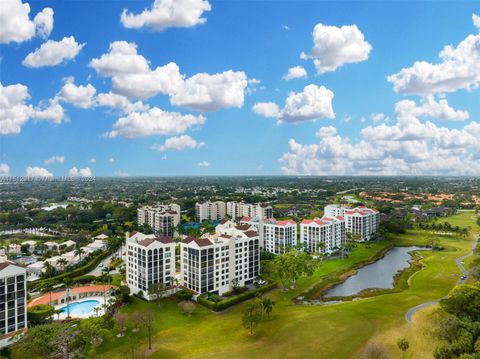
1,0 -> 480,177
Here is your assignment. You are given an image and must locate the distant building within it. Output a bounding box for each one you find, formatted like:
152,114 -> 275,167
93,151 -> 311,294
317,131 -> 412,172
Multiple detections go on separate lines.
240,217 -> 297,254
226,202 -> 273,220
180,221 -> 260,295
126,232 -> 175,299
137,204 -> 181,237
0,251 -> 27,337
195,201 -> 226,222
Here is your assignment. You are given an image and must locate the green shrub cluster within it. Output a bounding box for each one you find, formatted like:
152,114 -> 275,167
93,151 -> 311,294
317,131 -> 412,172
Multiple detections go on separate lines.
197,282 -> 277,311
27,304 -> 55,325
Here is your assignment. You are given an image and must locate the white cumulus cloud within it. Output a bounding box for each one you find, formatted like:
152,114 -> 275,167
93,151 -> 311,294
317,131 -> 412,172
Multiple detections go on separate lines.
0,0 -> 53,44
197,160 -> 210,167
120,0 -> 211,31
388,17 -> 480,95
26,166 -> 53,177
301,23 -> 372,74
279,98 -> 480,176
68,167 -> 92,177
22,36 -> 85,68
283,66 -> 307,81
56,78 -> 96,109
89,41 -> 249,111
33,7 -> 53,39
152,135 -> 205,152
0,82 -> 65,135
106,107 -> 206,138
0,164 -> 10,176
253,84 -> 335,123
44,155 -> 65,165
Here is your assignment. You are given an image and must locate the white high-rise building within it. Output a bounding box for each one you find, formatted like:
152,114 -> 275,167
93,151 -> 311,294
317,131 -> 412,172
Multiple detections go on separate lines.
126,232 -> 175,299
180,220 -> 259,295
137,204 -> 181,237
344,207 -> 380,241
195,201 -> 226,222
226,202 -> 273,220
322,205 -> 379,241
0,251 -> 27,337
240,217 -> 297,254
324,204 -> 346,217
300,216 -> 346,254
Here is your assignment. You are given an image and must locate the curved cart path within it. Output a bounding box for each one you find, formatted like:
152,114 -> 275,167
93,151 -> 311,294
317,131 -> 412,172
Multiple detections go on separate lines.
405,234 -> 478,322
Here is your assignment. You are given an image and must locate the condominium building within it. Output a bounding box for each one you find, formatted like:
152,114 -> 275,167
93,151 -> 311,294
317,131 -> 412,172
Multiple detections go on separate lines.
195,201 -> 226,222
300,216 -> 346,254
0,251 -> 27,337
240,217 -> 297,254
137,204 -> 181,237
344,208 -> 380,241
126,232 -> 175,299
226,202 -> 273,220
180,220 -> 260,295
324,205 -> 379,241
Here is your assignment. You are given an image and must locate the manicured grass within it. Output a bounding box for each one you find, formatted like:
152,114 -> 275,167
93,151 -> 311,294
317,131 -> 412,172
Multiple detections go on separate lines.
97,212 -> 478,359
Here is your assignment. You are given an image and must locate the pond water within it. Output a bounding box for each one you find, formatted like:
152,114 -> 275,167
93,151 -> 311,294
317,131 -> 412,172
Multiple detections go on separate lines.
325,246 -> 426,298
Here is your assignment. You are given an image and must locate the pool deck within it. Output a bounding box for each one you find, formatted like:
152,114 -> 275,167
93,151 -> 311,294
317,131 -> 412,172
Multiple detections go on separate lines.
54,295 -> 112,319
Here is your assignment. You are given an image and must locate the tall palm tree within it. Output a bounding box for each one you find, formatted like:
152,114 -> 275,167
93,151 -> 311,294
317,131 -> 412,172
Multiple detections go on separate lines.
42,262 -> 55,278
41,282 -> 54,306
63,278 -> 73,319
56,258 -> 68,272
74,247 -> 85,261
262,297 -> 275,319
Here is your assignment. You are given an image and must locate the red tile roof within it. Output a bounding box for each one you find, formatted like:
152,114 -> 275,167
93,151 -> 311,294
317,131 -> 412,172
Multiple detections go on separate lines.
244,231 -> 258,238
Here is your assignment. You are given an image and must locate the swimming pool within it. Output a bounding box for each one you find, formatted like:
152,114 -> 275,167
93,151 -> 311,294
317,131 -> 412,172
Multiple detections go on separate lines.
59,299 -> 101,317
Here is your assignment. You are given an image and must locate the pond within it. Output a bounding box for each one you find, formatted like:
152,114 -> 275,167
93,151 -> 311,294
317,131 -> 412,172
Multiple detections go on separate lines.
325,246 -> 427,298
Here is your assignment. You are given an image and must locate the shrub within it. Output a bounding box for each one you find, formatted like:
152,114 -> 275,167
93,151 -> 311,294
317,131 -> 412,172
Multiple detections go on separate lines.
72,275 -> 97,285
175,289 -> 193,301
178,300 -> 196,316
27,304 -> 55,325
197,282 -> 277,311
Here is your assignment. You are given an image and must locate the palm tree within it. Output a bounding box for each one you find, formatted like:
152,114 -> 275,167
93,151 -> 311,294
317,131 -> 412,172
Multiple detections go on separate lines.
40,282 -> 54,306
261,297 -> 275,319
54,309 -> 62,321
56,258 -> 68,272
42,262 -> 55,278
63,278 -> 73,319
74,247 -> 85,261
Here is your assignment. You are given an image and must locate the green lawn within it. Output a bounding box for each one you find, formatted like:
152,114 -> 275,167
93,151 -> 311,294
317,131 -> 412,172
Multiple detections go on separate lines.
97,211 -> 478,359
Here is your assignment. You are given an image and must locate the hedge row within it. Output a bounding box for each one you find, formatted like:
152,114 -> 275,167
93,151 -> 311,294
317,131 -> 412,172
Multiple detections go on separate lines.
197,282 -> 277,311
28,250 -> 112,290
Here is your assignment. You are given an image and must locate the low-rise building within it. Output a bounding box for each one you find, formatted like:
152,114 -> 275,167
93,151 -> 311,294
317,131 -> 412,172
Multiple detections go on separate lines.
137,204 -> 181,237
20,240 -> 36,253
126,232 -> 175,299
180,222 -> 260,295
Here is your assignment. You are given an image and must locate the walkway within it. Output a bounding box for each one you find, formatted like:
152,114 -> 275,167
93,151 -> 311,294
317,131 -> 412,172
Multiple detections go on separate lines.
405,234 -> 478,322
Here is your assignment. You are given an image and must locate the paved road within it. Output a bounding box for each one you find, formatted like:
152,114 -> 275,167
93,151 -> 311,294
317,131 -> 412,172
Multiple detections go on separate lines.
87,246 -> 125,276
405,234 -> 478,322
